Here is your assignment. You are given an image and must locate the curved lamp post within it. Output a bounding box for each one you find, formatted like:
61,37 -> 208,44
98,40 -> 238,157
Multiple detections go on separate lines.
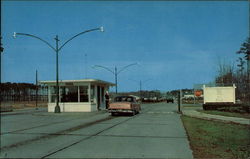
13,27 -> 104,113
93,63 -> 138,93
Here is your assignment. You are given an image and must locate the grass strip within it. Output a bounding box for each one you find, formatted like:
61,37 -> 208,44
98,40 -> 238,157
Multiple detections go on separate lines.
181,115 -> 250,159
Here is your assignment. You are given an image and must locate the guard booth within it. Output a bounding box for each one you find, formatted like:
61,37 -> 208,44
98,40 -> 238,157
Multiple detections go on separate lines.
40,79 -> 115,112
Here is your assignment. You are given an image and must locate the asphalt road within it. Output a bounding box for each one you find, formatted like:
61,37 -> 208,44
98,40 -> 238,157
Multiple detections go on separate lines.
0,102 -> 193,158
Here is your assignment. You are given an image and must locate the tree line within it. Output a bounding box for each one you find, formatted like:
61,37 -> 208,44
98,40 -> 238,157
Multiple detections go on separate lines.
0,82 -> 48,102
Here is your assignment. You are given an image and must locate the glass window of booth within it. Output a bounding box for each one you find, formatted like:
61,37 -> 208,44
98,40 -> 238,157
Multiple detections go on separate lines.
80,86 -> 89,102
61,86 -> 78,102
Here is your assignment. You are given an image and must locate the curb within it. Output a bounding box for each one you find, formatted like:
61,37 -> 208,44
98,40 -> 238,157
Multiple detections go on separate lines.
182,110 -> 250,126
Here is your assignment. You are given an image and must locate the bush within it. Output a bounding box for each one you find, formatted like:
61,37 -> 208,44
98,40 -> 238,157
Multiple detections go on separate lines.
203,103 -> 250,113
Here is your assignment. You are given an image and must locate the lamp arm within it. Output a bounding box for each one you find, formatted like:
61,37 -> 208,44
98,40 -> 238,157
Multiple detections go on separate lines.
117,63 -> 137,74
15,33 -> 56,51
93,65 -> 115,74
59,28 -> 101,51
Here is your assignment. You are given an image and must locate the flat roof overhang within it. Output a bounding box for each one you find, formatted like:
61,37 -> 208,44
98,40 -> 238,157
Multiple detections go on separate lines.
39,78 -> 116,87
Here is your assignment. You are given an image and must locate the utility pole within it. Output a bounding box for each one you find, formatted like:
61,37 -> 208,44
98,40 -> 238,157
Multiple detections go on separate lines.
0,36 -> 3,107
140,80 -> 142,101
128,79 -> 151,102
0,36 -> 4,84
115,66 -> 117,93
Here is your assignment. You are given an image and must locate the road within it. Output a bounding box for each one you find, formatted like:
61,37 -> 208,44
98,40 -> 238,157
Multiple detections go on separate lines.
0,102 -> 193,158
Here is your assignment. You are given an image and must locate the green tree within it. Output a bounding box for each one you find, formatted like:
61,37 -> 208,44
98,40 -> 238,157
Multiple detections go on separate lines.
237,37 -> 250,76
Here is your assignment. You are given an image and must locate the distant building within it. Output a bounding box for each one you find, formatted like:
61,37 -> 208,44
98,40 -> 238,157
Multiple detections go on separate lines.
183,94 -> 204,99
40,79 -> 115,112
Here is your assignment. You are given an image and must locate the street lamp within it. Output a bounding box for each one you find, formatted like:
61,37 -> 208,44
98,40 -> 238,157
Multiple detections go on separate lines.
14,27 -> 104,113
93,63 -> 138,93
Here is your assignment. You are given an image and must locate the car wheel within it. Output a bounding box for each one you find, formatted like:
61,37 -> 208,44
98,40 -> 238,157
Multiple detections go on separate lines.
132,110 -> 136,116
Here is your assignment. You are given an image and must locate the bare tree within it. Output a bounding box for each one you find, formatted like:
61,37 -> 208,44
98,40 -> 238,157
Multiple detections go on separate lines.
215,59 -> 235,86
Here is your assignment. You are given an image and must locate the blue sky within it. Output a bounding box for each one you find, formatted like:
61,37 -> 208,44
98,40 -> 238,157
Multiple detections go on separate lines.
1,1 -> 248,92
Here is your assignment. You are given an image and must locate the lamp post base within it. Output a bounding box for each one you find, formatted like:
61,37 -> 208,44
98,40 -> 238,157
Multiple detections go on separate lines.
54,105 -> 61,113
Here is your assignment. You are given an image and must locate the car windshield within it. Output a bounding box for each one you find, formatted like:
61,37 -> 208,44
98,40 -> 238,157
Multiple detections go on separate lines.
115,96 -> 134,102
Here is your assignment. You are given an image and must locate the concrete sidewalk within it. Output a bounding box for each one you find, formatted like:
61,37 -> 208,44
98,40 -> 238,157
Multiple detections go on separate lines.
182,109 -> 250,125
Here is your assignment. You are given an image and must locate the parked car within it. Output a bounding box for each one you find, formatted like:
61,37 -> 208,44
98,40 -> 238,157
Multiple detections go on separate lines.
108,96 -> 141,116
166,98 -> 174,103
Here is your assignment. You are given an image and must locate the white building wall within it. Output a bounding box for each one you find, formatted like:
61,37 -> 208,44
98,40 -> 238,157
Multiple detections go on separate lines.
48,103 -> 96,112
91,103 -> 98,111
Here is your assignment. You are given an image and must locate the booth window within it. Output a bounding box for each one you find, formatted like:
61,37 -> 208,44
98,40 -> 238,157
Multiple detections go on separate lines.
50,86 -> 57,103
80,86 -> 89,102
61,86 -> 78,102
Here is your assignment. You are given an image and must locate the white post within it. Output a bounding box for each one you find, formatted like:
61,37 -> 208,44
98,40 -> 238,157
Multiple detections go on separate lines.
233,84 -> 236,104
94,85 -> 98,109
88,83 -> 91,103
94,85 -> 97,103
48,86 -> 51,103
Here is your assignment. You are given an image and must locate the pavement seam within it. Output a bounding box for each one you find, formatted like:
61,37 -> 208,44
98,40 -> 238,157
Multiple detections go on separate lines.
0,110 -> 45,116
41,113 -> 143,158
0,116 -> 113,151
2,103 -> 192,159
7,132 -> 187,139
41,105 -> 176,158
1,113 -> 108,135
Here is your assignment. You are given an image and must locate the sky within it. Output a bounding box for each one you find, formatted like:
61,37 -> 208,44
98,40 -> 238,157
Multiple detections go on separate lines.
1,0 -> 249,92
